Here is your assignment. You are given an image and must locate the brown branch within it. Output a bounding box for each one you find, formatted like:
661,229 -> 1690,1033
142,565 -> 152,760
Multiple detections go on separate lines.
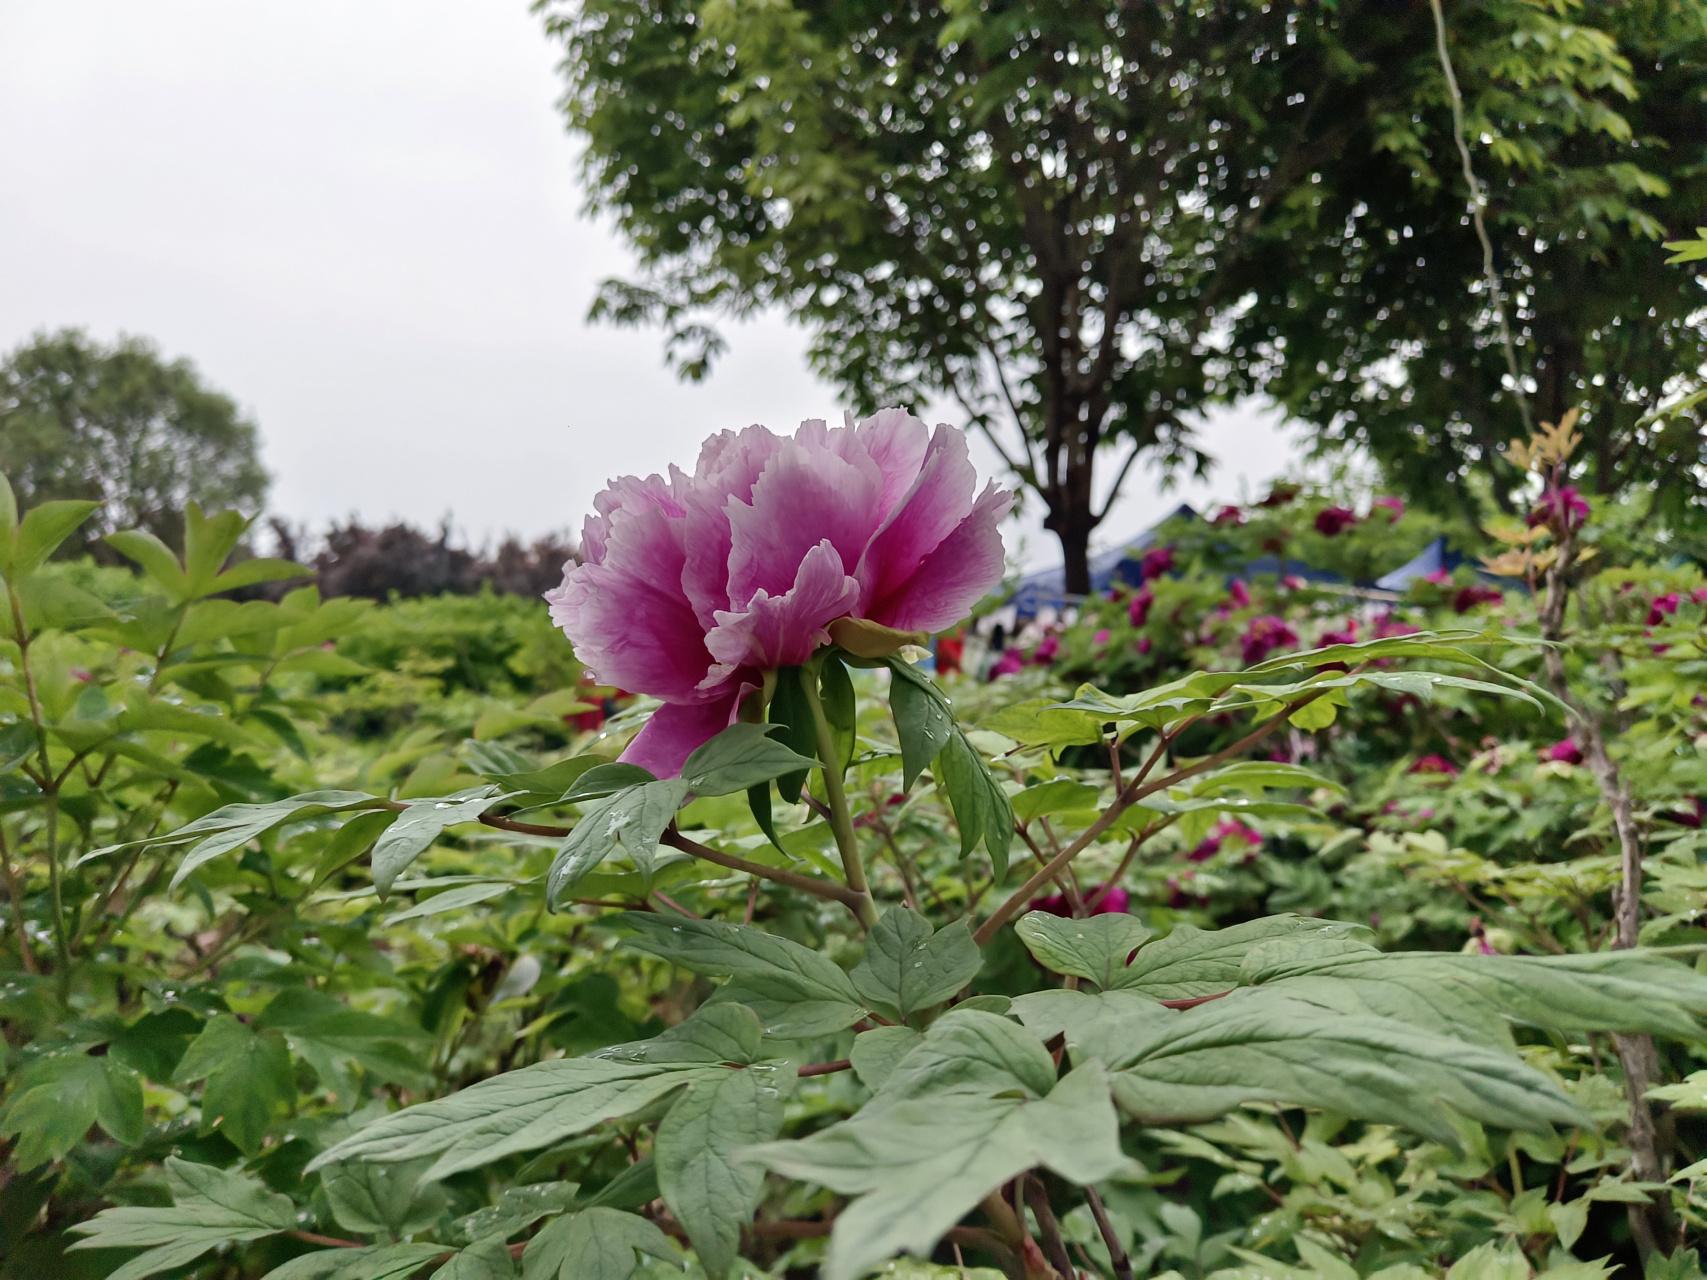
661,827 -> 866,914
798,1058 -> 851,1078
1084,1185 -> 1134,1280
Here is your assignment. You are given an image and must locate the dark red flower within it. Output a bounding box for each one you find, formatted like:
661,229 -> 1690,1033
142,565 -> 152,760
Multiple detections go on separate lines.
1128,587 -> 1154,628
1314,506 -> 1359,537
1410,754 -> 1458,776
1648,593 -> 1683,626
1542,738 -> 1583,766
1260,483 -> 1300,508
1139,546 -> 1175,583
1033,884 -> 1131,916
1228,578 -> 1251,608
1211,504 -> 1245,526
1241,615 -> 1299,665
1318,619 -> 1358,647
1454,585 -> 1504,613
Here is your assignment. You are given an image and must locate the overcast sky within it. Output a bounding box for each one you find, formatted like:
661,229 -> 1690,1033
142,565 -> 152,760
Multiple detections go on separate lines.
0,0 -> 1302,571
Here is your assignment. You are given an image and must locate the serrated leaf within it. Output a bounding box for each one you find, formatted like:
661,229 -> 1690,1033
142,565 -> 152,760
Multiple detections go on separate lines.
656,1061 -> 794,1275
67,1157 -> 295,1280
680,722 -> 818,796
307,1055 -> 717,1181
372,788 -> 502,896
11,498 -> 99,575
173,1015 -> 293,1154
850,906 -> 981,1020
1015,911 -> 1153,989
520,1208 -> 677,1280
747,1063 -> 1126,1280
611,912 -> 866,1037
1094,988 -> 1585,1146
547,779 -> 689,903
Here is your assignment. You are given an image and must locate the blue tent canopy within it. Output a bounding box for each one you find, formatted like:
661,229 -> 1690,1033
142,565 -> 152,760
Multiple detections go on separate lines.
1008,503 -> 1199,618
1373,537 -> 1484,591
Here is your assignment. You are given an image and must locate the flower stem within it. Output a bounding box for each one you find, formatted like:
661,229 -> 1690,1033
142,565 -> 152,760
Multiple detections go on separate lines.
801,664 -> 879,929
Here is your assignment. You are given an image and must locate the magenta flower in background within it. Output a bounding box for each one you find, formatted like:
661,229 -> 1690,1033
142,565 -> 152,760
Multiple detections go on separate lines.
1528,485 -> 1591,530
1372,495 -> 1405,522
1314,505 -> 1359,537
1410,754 -> 1459,777
1211,504 -> 1245,526
1092,627 -> 1111,648
1280,574 -> 1306,592
1260,483 -> 1300,508
1128,586 -> 1155,628
1241,615 -> 1299,664
1373,611 -> 1420,640
1135,636 -> 1153,656
1454,584 -> 1504,614
1318,619 -> 1358,647
548,410 -> 1011,776
1034,884 -> 1130,916
1543,738 -> 1584,766
1648,592 -> 1682,626
1138,546 -> 1175,582
1032,633 -> 1061,665
1694,587 -> 1707,606
1424,569 -> 1452,586
1228,578 -> 1251,608
989,648 -> 1025,679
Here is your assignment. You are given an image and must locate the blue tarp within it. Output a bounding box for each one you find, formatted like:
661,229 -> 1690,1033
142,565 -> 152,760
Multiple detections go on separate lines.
1372,537 -> 1505,591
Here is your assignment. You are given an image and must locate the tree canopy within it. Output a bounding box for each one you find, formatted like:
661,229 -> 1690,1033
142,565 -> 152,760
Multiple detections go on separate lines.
0,329 -> 269,554
542,0 -> 1707,585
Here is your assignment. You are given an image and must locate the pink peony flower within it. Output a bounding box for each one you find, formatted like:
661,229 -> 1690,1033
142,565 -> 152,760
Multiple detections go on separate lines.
1128,586 -> 1154,628
1424,569 -> 1452,586
1034,884 -> 1131,917
1410,754 -> 1458,776
1542,738 -> 1583,765
1454,584 -> 1504,613
1648,593 -> 1682,626
1694,587 -> 1707,606
1372,495 -> 1405,523
1528,485 -> 1591,531
548,410 -> 1011,776
1135,636 -> 1153,656
1260,484 -> 1299,508
1241,615 -> 1299,665
1314,506 -> 1359,537
1211,504 -> 1245,526
1032,634 -> 1061,665
1139,546 -> 1175,582
1228,578 -> 1251,609
989,648 -> 1025,679
1092,627 -> 1111,648
1281,574 -> 1307,592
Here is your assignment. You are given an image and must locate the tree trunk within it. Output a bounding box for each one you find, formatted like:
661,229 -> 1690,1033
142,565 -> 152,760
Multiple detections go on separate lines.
1057,517 -> 1093,597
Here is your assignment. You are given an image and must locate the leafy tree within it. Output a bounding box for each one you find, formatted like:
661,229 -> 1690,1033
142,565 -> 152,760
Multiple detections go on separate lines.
0,329 -> 268,554
1232,0 -> 1707,521
540,0 -> 1444,593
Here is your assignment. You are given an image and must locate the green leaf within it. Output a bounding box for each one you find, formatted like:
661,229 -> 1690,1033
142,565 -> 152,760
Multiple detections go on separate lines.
452,1182 -> 578,1246
209,556 -> 311,594
322,1153 -> 447,1239
173,1015 -> 294,1154
1114,915 -> 1368,997
1011,778 -> 1100,822
0,471 -> 15,543
131,789 -> 383,887
1250,948 -> 1707,1047
432,1238 -> 517,1280
105,528 -> 190,599
307,1055 -> 717,1180
1092,989 -> 1585,1147
372,788 -> 502,896
602,1003 -> 766,1066
611,912 -> 866,1037
828,614 -> 927,658
849,1025 -> 924,1091
383,880 -> 513,924
850,906 -> 981,1020
521,1209 -> 676,1279
656,1061 -> 795,1275
557,762 -> 657,803
983,698 -> 1105,750
181,504 -> 252,598
936,727 -> 1013,877
257,988 -> 434,1099
886,657 -> 954,790
262,1244 -> 449,1280
10,498 -> 99,575
765,665 -> 819,804
0,1053 -> 144,1167
547,779 -> 690,904
680,722 -> 818,796
1015,911 -> 1153,989
747,1063 -> 1127,1280
819,652 -> 857,769
67,1157 -> 295,1280
873,1008 -> 1059,1103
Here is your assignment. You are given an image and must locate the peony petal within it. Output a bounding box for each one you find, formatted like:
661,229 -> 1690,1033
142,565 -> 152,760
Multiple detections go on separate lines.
849,407 -> 931,515
855,423 -> 978,614
579,473 -> 681,566
548,498 -> 711,702
704,540 -> 860,675
725,436 -> 882,603
619,684 -> 746,779
867,482 -> 1012,633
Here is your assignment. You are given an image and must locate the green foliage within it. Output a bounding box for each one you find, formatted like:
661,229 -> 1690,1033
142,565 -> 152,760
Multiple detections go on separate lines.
0,330 -> 268,554
8,478 -> 1707,1280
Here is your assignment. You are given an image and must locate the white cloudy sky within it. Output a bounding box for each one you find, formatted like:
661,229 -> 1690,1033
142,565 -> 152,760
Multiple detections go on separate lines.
0,0 -> 1302,571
